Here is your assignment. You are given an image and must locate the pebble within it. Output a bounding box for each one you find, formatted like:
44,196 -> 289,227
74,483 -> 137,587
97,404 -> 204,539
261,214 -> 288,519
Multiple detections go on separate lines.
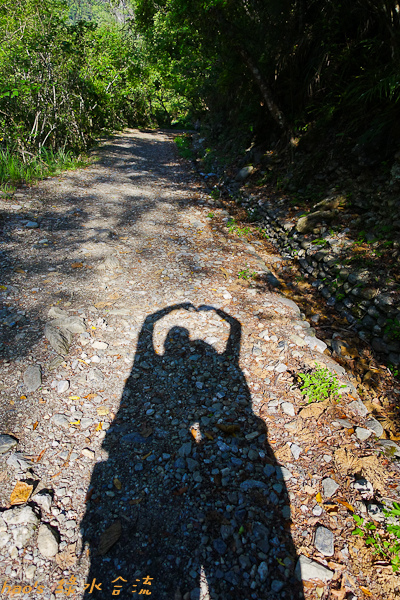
0,434 -> 18,454
51,414 -> 70,430
347,399 -> 369,417
355,427 -> 372,441
315,525 -> 334,556
257,561 -> 268,582
290,443 -> 302,460
275,363 -> 287,373
25,221 -> 38,228
322,477 -> 339,498
37,524 -> 59,558
32,491 -> 53,513
82,448 -> 95,460
281,402 -> 295,417
92,340 -> 108,350
295,555 -> 333,582
23,365 -> 42,392
365,417 -> 384,438
312,505 -> 323,516
57,380 -> 69,394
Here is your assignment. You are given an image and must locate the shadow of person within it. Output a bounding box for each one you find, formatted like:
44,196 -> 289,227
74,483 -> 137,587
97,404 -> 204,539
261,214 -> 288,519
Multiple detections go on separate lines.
81,303 -> 304,600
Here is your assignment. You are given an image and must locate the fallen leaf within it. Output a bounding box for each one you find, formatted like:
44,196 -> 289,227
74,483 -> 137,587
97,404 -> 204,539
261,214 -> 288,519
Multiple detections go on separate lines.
97,406 -> 109,416
94,301 -> 113,309
69,420 -> 81,426
360,454 -> 388,494
71,262 -> 83,268
78,359 -> 89,365
336,498 -> 355,512
216,423 -> 240,435
359,586 -> 373,596
55,543 -> 77,568
140,426 -> 153,438
113,478 -> 122,490
10,481 -> 33,505
173,486 -> 188,496
299,400 -> 329,419
316,492 -> 322,504
20,395 -> 27,400
97,520 -> 122,555
190,427 -> 198,440
129,497 -> 143,505
95,422 -> 103,431
275,443 -> 292,463
334,448 -> 362,476
68,395 -> 80,401
84,393 -> 97,400
36,448 -> 46,462
85,489 -> 94,503
142,451 -> 152,460
204,431 -> 214,441
14,268 -> 26,274
33,421 -> 38,430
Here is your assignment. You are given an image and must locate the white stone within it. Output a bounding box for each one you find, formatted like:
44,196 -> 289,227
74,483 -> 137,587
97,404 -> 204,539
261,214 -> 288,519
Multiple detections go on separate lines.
0,531 -> 10,548
3,506 -> 39,526
281,402 -> 295,417
82,448 -> 95,459
92,341 -> 108,350
37,524 -> 58,558
295,555 -> 333,582
57,380 -> 69,394
355,427 -> 372,441
32,491 -> 52,513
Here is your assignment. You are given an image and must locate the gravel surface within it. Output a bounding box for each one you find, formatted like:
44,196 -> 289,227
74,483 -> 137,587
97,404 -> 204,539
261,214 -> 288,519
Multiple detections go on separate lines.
0,129 -> 399,599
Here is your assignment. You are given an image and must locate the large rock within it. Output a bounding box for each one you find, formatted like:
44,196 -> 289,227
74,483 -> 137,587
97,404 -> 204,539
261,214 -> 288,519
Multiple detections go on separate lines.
50,316 -> 86,334
23,365 -> 42,392
3,506 -> 39,549
44,323 -> 72,355
236,165 -> 254,181
37,524 -> 58,558
0,434 -> 18,454
295,555 -> 333,582
296,209 -> 337,234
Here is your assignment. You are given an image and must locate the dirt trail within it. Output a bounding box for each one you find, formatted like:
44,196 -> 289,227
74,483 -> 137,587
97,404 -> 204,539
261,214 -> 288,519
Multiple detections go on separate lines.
0,130 -> 398,600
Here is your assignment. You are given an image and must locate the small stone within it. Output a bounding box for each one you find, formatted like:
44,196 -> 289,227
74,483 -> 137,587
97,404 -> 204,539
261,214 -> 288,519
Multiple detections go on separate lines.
213,538 -> 227,555
82,448 -> 95,460
257,561 -> 268,582
275,363 -> 287,373
239,480 -> 268,492
322,477 -> 339,498
25,221 -> 38,228
178,442 -> 192,457
295,555 -> 333,582
315,526 -> 334,556
290,443 -> 302,460
367,503 -> 385,522
6,452 -> 31,471
347,399 -> 369,417
25,565 -> 36,580
37,524 -> 58,558
377,440 -> 400,457
355,427 -> 372,441
0,531 -> 11,548
304,336 -> 327,353
263,464 -> 275,477
80,418 -> 93,430
312,505 -> 323,516
51,414 -> 70,430
365,417 -> 384,438
0,434 -> 18,454
23,365 -> 42,392
32,491 -> 52,512
92,340 -> 108,350
276,466 -> 292,481
57,380 -> 69,394
281,402 -> 295,417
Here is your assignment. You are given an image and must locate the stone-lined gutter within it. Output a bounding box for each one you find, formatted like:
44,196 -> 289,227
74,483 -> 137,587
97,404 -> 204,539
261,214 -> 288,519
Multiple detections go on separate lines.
227,193 -> 400,366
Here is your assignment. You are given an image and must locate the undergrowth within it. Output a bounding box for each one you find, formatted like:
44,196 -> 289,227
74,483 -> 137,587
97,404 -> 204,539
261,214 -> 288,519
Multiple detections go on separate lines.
298,363 -> 346,403
0,148 -> 88,186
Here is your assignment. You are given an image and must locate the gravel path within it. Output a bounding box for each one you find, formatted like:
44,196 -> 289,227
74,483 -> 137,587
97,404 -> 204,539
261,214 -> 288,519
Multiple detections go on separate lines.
0,129 -> 399,600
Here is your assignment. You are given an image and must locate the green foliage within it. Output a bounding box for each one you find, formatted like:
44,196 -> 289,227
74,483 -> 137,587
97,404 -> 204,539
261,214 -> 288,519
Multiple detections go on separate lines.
353,503 -> 400,573
227,218 -> 252,237
384,319 -> 400,341
0,147 -> 87,185
174,135 -> 193,159
238,268 -> 257,280
298,364 -> 346,403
